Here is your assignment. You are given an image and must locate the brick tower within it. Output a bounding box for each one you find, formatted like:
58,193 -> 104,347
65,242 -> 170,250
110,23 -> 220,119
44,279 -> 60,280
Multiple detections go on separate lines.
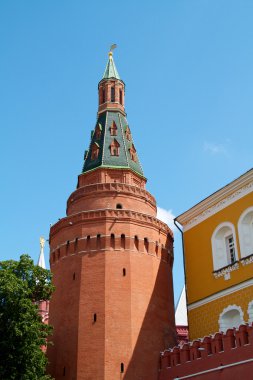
47,48 -> 176,380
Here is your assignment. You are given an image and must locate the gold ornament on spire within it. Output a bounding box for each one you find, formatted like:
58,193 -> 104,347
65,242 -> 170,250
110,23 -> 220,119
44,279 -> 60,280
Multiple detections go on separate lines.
40,236 -> 45,249
109,44 -> 117,57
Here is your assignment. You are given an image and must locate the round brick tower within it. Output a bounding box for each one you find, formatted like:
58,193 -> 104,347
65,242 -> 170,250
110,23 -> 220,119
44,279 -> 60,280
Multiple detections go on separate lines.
47,49 -> 176,380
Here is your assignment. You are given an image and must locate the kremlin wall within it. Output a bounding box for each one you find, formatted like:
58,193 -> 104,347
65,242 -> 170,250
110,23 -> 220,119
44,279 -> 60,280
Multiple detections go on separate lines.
40,49 -> 253,379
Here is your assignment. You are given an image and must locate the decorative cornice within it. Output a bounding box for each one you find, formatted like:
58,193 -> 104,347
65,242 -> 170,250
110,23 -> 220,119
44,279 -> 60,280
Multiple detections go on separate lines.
213,262 -> 239,279
240,253 -> 253,266
50,208 -> 172,238
188,278 -> 253,310
177,174 -> 253,231
67,182 -> 156,210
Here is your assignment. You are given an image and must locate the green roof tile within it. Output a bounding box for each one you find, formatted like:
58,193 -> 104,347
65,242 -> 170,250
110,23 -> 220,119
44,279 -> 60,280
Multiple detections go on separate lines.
102,53 -> 121,80
82,111 -> 144,177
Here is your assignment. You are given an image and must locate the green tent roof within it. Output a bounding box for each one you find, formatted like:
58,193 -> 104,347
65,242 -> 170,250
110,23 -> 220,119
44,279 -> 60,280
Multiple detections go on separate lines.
102,53 -> 121,80
82,111 -> 144,177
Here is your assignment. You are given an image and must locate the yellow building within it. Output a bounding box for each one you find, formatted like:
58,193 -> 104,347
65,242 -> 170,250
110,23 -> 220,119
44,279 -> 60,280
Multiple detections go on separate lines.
175,169 -> 253,340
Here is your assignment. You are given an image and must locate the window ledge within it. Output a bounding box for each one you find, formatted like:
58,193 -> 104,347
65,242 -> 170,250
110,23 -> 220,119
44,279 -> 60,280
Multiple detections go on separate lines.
213,261 -> 239,279
240,253 -> 253,266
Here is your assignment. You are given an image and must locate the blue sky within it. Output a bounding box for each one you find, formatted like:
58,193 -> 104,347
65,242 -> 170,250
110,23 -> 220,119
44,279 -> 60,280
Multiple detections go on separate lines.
1,1 -> 253,303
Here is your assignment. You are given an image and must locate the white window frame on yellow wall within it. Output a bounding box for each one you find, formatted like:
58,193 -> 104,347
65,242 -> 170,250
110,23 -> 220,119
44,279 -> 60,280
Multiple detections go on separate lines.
248,300 -> 253,323
219,304 -> 244,332
238,206 -> 253,259
211,222 -> 238,271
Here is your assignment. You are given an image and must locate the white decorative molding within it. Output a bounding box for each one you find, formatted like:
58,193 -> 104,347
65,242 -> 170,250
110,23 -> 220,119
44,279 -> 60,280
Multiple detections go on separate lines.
188,278 -> 253,311
177,176 -> 253,231
213,262 -> 239,279
241,254 -> 253,266
247,300 -> 253,323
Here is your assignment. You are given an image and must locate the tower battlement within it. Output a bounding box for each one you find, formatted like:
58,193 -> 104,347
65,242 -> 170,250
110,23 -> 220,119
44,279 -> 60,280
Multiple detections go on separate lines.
159,323 -> 253,380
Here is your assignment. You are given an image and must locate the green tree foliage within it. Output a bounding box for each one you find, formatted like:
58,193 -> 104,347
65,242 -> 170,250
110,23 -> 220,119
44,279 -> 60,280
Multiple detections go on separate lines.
0,254 -> 55,380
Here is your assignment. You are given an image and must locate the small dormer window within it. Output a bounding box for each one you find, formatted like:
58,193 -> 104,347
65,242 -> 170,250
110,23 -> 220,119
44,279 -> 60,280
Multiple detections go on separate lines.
110,139 -> 120,156
91,143 -> 99,160
125,126 -> 131,141
129,144 -> 137,162
110,121 -> 117,136
111,86 -> 115,102
95,123 -> 102,139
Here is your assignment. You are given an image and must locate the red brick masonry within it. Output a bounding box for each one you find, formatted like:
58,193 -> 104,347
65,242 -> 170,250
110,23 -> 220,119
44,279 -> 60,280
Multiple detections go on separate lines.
159,323 -> 253,380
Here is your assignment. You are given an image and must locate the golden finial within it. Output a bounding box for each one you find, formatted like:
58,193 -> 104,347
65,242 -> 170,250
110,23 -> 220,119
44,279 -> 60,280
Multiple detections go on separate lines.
40,236 -> 45,249
109,44 -> 117,57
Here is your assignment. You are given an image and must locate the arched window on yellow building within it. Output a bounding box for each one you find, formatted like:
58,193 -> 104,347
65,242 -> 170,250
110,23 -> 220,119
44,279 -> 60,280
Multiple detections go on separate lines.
211,222 -> 238,271
238,207 -> 253,259
219,305 -> 244,332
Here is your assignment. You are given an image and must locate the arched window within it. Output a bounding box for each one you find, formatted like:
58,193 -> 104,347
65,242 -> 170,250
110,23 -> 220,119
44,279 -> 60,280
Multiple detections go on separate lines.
238,207 -> 253,258
116,203 -> 122,209
119,89 -> 123,105
219,305 -> 244,332
248,300 -> 253,323
211,222 -> 238,270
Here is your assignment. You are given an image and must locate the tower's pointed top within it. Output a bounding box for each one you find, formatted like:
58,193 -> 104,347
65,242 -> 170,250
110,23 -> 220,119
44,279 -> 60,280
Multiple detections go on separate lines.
175,285 -> 188,326
102,44 -> 121,80
37,236 -> 46,269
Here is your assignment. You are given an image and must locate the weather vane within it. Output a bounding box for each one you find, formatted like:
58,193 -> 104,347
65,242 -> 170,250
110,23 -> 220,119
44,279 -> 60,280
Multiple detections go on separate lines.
109,44 -> 117,56
110,44 -> 117,52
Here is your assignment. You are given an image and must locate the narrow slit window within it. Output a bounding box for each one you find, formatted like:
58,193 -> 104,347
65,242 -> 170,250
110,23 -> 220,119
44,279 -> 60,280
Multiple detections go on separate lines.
123,268 -> 126,276
144,238 -> 149,253
74,237 -> 78,252
111,234 -> 115,249
97,234 -> 101,249
155,242 -> 158,256
73,272 -> 75,280
86,235 -> 90,249
93,313 -> 97,323
119,89 -> 123,104
134,235 -> 139,251
121,363 -> 124,373
121,234 -> 125,250
111,86 -> 115,102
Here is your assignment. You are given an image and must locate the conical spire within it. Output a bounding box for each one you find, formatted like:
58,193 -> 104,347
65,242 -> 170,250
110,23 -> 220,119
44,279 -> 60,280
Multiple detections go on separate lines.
175,286 -> 188,326
102,48 -> 120,80
82,49 -> 144,178
37,236 -> 46,269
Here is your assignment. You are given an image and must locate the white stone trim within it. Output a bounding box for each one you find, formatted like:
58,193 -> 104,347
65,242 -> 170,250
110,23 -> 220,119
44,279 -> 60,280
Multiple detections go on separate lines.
238,206 -> 253,258
247,300 -> 253,323
188,278 -> 253,310
176,171 -> 253,231
218,304 -> 244,331
211,222 -> 239,272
